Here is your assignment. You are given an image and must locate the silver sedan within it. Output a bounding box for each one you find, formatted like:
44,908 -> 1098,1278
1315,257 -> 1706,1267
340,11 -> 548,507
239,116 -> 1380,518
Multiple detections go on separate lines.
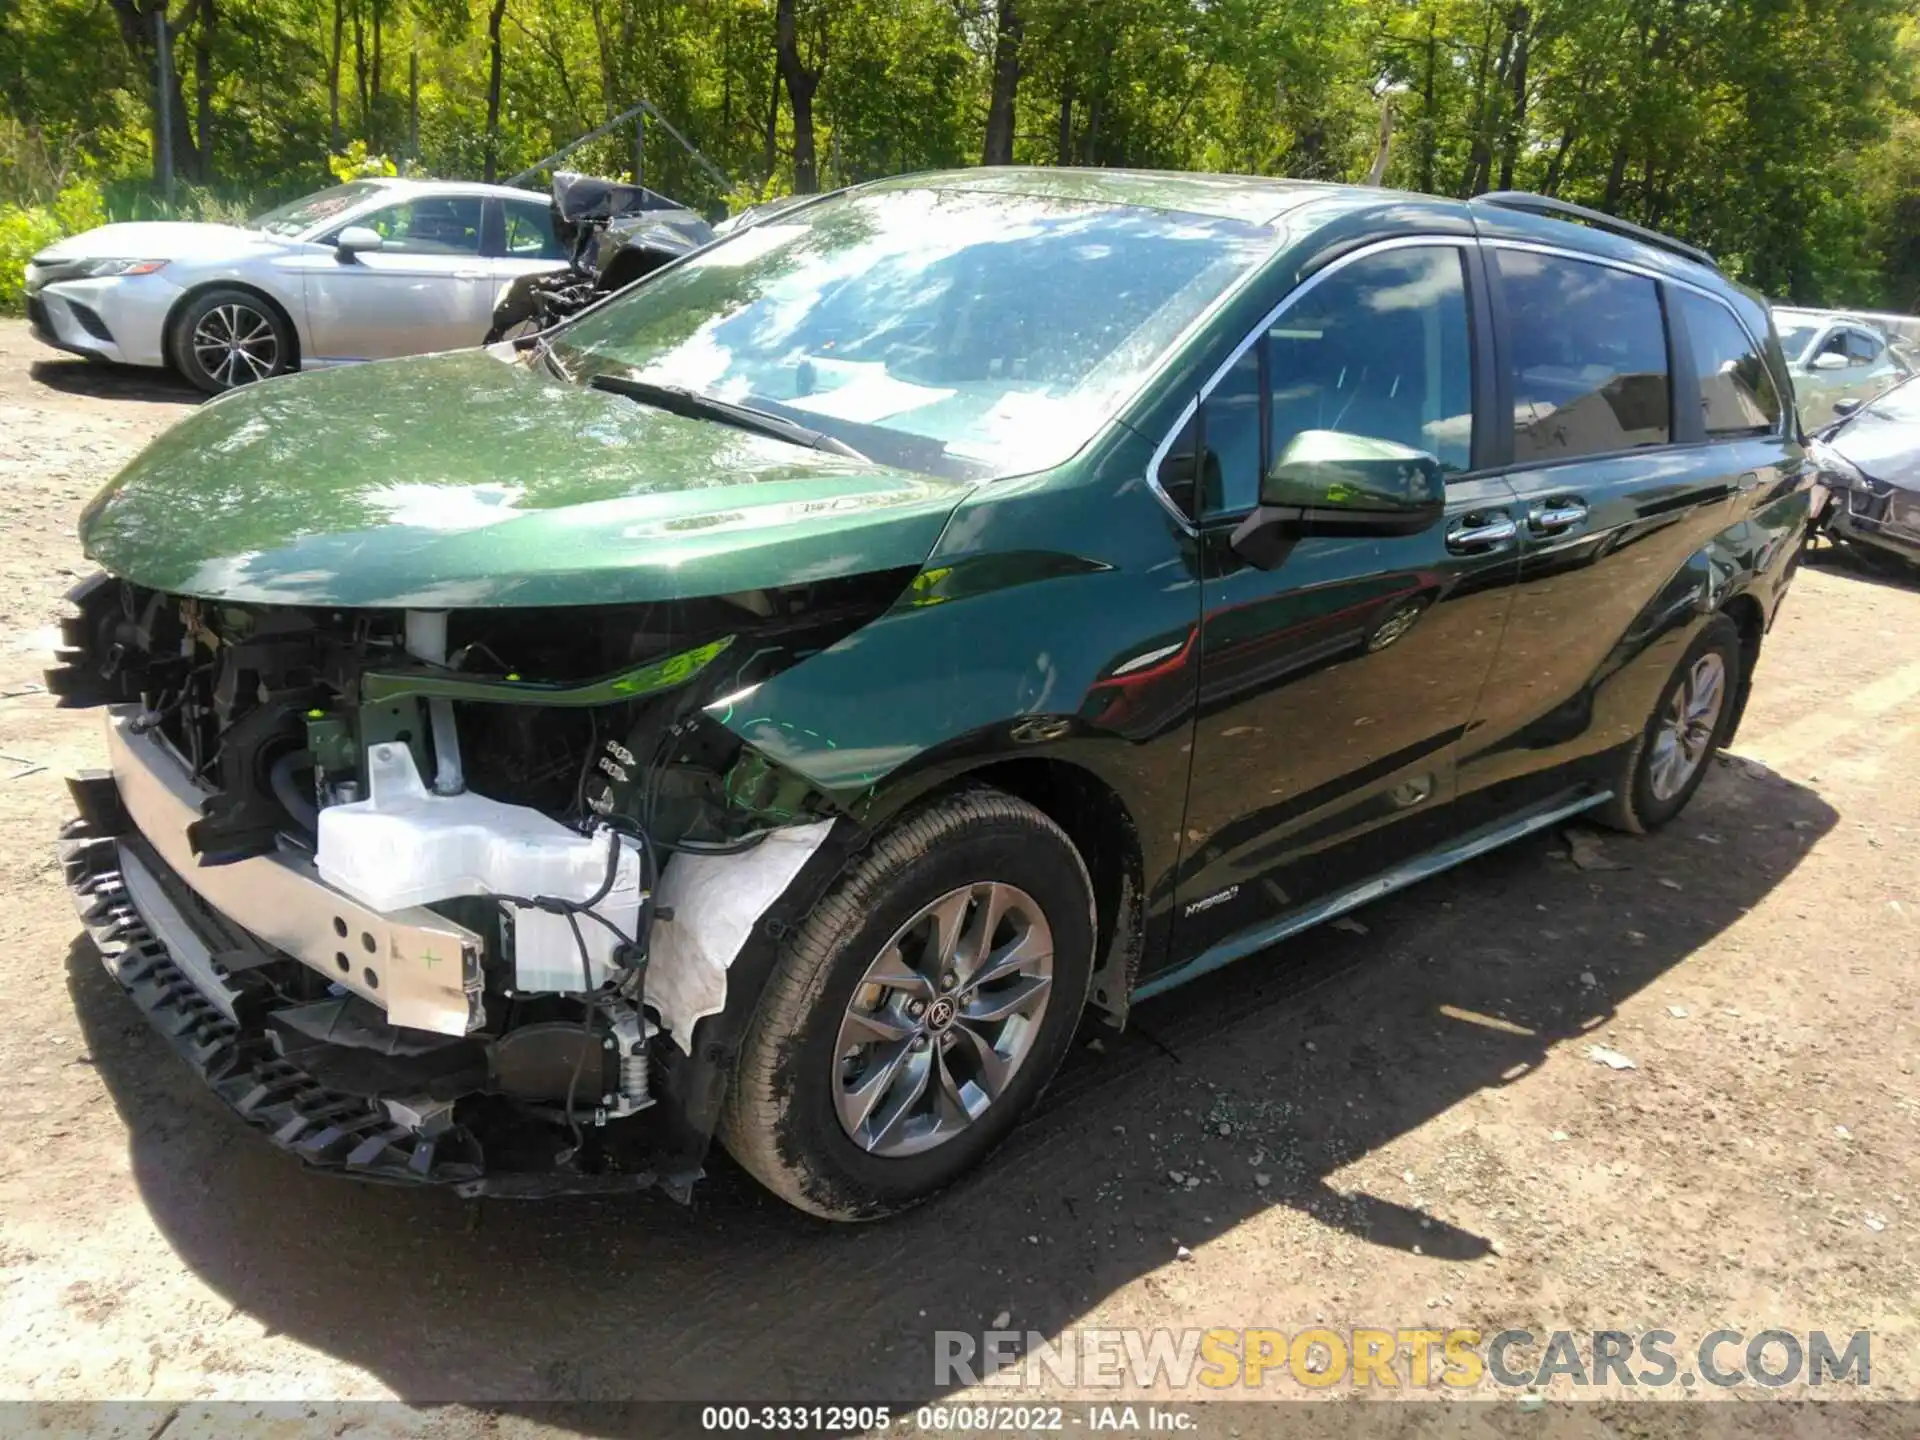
22,178 -> 572,393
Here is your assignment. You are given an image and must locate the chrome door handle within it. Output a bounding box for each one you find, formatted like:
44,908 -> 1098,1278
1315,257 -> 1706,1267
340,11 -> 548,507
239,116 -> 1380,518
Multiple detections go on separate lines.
1445,514 -> 1518,553
1529,500 -> 1589,534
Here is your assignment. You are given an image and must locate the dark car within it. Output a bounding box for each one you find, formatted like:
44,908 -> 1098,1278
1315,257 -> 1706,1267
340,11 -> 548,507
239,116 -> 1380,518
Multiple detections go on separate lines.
51,171 -> 1810,1221
1809,374 -> 1920,569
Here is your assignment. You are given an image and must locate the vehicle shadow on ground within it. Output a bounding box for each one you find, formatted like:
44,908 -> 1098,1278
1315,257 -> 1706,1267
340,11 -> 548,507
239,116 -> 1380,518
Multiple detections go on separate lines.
68,757 -> 1836,1411
29,357 -> 201,405
1805,538 -> 1920,592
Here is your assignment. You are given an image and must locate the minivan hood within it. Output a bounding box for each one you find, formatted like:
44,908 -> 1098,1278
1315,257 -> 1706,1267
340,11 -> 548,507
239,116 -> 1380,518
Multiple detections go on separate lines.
34,221 -> 287,264
80,349 -> 969,608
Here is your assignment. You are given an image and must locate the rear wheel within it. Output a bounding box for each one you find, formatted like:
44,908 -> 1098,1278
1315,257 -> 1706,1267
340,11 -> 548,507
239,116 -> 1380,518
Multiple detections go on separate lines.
171,288 -> 293,394
720,788 -> 1095,1220
1595,614 -> 1742,833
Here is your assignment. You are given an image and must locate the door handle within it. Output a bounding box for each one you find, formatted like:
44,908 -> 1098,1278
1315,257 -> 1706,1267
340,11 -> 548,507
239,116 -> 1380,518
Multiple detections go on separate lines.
1445,513 -> 1518,554
455,269 -> 489,280
1528,500 -> 1589,534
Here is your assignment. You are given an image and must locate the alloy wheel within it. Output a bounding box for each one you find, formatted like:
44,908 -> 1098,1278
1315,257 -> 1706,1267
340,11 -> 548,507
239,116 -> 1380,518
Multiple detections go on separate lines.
191,302 -> 279,388
1647,652 -> 1726,801
832,882 -> 1054,1158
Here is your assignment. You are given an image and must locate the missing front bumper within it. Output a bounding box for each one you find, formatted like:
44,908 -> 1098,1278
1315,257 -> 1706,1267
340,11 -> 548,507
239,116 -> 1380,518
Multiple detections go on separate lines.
102,705 -> 485,1037
61,815 -> 686,1199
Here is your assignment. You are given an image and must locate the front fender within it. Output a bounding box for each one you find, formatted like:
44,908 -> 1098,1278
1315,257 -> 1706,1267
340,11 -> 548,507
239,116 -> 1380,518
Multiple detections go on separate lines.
708,428 -> 1202,905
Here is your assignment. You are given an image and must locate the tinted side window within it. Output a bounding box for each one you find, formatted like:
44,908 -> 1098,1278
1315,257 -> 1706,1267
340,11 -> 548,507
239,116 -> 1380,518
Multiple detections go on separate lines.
1845,330 -> 1882,366
1268,246 -> 1473,488
1677,290 -> 1780,437
350,196 -> 484,256
505,200 -> 567,261
1154,349 -> 1263,520
1496,250 -> 1670,462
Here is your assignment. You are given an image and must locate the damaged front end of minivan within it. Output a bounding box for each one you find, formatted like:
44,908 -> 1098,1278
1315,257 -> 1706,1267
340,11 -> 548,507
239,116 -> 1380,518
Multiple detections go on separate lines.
54,570 -> 917,1197
49,352 -> 968,1198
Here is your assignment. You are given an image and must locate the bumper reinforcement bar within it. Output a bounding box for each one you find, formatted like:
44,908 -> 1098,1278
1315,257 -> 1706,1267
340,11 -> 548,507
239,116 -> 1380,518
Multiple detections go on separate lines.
62,818 -> 490,1189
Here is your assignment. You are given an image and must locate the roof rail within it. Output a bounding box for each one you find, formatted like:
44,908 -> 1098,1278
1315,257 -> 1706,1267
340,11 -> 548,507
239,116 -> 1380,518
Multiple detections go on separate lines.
1470,191 -> 1718,273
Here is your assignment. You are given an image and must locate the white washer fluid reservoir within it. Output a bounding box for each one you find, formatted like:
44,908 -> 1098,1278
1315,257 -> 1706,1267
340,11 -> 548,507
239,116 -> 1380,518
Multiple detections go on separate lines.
316,742 -> 643,994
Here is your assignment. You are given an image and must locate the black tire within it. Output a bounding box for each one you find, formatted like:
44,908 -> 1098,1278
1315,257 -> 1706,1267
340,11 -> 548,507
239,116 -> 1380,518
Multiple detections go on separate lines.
170,287 -> 294,394
719,788 -> 1096,1221
1594,613 -> 1743,834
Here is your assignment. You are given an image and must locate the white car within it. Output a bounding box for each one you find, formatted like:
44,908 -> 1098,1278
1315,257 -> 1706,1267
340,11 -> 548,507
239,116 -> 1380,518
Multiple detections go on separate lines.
1773,306 -> 1916,431
23,178 -> 572,393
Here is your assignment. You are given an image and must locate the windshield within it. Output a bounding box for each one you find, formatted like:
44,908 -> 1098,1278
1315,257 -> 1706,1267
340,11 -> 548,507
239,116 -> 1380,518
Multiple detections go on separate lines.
1776,322 -> 1819,363
250,182 -> 388,238
553,187 -> 1276,480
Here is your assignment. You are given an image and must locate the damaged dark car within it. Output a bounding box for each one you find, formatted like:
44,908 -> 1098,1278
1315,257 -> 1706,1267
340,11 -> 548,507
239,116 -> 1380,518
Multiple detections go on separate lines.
1809,371 -> 1920,571
54,171 -> 1810,1220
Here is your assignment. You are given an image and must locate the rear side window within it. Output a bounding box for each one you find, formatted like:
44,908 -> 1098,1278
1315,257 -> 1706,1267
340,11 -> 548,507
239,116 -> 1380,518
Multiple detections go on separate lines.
1676,291 -> 1780,437
504,200 -> 568,261
1496,250 -> 1670,463
1845,330 -> 1882,366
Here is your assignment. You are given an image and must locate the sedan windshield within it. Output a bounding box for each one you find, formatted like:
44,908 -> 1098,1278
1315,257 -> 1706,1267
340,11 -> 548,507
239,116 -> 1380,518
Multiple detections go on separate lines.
250,182 -> 388,238
553,187 -> 1276,480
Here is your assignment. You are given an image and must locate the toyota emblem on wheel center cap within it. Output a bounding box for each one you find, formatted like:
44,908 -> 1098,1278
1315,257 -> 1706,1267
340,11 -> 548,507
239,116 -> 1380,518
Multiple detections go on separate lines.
926,996 -> 958,1030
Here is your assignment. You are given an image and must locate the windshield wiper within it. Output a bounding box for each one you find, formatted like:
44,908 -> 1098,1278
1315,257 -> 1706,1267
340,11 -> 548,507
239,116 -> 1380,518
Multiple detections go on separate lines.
587,373 -> 867,461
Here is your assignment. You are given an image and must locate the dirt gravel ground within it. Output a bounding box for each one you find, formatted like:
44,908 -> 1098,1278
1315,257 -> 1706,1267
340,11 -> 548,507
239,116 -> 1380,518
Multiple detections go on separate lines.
1,321 -> 1917,1429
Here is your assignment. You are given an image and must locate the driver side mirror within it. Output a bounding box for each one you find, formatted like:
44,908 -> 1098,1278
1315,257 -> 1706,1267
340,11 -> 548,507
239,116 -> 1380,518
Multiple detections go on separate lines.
1811,351 -> 1849,372
1230,430 -> 1447,571
334,225 -> 383,261
1830,397 -> 1862,417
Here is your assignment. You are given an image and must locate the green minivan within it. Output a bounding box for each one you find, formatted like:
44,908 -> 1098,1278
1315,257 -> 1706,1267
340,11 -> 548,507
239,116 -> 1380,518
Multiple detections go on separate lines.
55,169 -> 1809,1219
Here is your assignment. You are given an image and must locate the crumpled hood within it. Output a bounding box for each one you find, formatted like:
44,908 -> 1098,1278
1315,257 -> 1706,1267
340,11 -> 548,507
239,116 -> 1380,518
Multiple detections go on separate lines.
1827,417 -> 1920,493
34,221 -> 287,265
80,349 -> 969,607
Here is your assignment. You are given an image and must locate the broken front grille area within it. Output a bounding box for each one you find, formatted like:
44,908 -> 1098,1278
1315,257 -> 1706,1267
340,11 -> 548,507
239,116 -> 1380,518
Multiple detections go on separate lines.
61,803 -> 687,1198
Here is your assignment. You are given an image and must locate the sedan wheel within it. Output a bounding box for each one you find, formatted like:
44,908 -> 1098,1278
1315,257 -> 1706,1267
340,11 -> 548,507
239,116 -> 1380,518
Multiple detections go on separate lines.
833,881 -> 1054,1158
171,287 -> 294,394
192,303 -> 280,388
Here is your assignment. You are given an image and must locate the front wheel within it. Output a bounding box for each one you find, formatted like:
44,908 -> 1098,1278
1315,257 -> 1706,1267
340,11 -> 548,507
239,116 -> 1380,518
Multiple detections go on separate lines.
1595,613 -> 1743,834
170,287 -> 293,394
720,789 -> 1095,1221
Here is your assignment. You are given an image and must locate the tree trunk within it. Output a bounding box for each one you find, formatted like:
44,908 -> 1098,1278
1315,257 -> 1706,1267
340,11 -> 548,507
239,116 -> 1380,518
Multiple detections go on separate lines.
762,52 -> 780,181
981,0 -> 1022,166
408,45 -> 418,166
1056,82 -> 1073,164
369,0 -> 383,152
193,0 -> 215,183
1602,141 -> 1630,212
1457,9 -> 1500,196
1418,11 -> 1436,194
105,0 -> 203,186
774,0 -> 821,193
1497,5 -> 1530,191
1541,121 -> 1577,195
351,0 -> 369,138
483,0 -> 507,182
1364,96 -> 1395,187
328,0 -> 345,151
